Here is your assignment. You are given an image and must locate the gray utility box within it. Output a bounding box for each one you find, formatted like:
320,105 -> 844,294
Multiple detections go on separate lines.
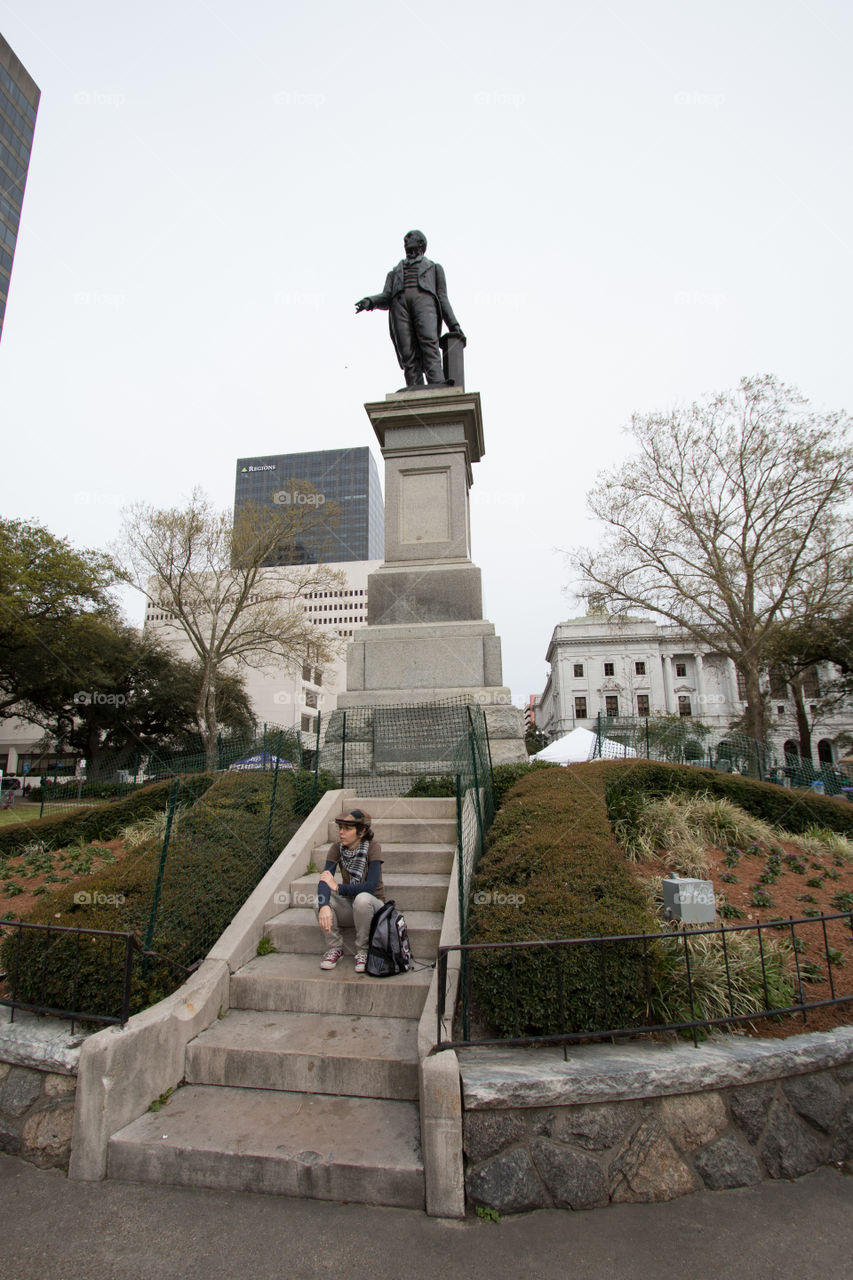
662,877 -> 716,924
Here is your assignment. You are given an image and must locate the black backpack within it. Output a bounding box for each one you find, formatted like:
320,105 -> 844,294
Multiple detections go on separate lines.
365,900 -> 412,977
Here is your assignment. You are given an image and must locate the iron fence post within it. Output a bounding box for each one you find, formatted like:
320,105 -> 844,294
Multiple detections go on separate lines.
264,732 -> 284,863
340,711 -> 347,789
142,777 -> 180,977
312,710 -> 321,810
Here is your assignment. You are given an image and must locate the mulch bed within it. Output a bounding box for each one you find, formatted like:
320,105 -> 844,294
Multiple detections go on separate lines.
631,838 -> 853,1039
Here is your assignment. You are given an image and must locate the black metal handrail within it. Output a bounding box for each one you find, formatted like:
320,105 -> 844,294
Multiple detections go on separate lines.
436,910 -> 853,1052
0,919 -> 147,1031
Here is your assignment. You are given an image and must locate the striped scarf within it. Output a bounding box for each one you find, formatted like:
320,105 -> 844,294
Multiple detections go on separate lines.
339,837 -> 370,884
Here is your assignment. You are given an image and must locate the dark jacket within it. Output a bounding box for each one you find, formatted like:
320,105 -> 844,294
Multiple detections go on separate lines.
367,257 -> 461,369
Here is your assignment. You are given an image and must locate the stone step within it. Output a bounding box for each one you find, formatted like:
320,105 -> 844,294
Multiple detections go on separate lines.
346,797 -> 456,819
264,907 -> 442,958
186,1009 -> 418,1100
310,841 -> 454,874
325,816 -> 457,845
107,1084 -> 424,1209
230,952 -> 433,1018
286,873 -> 450,914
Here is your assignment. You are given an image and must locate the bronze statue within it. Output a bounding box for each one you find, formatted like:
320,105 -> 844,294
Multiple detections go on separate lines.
356,230 -> 465,389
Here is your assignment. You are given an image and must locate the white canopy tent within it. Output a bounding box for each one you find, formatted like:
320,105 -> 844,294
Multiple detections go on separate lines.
532,726 -> 637,764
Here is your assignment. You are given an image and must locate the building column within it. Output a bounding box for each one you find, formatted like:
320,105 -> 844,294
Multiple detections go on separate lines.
694,653 -> 705,713
727,658 -> 740,711
662,655 -> 674,713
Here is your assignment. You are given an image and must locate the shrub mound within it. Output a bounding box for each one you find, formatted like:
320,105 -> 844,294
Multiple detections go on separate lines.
0,776 -> 212,858
467,764 -> 657,1037
604,761 -> 853,843
1,768 -> 323,1019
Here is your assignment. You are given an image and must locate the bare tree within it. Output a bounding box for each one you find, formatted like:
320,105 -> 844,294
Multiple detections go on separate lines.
568,376 -> 853,743
116,487 -> 345,768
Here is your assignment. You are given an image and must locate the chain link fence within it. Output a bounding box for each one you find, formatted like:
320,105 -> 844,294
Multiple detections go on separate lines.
593,714 -> 851,797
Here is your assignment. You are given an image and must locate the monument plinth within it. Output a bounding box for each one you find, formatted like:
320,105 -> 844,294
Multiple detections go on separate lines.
336,385 -> 526,765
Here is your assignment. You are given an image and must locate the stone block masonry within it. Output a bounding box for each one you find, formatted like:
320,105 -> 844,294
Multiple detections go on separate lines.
459,1029 -> 853,1213
0,1010 -> 86,1170
0,1062 -> 77,1170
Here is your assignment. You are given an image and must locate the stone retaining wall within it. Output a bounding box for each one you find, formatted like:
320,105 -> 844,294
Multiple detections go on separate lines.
0,1011 -> 85,1170
459,1031 -> 853,1214
0,1062 -> 77,1169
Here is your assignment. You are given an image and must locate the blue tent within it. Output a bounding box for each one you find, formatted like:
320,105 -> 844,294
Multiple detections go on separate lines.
228,751 -> 296,772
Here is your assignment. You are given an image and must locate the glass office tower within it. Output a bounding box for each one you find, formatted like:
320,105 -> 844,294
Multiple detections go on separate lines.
234,446 -> 384,565
0,34 -> 39,343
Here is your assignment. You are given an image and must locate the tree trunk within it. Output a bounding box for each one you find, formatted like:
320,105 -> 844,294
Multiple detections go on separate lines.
790,675 -> 813,761
742,662 -> 767,773
197,664 -> 220,772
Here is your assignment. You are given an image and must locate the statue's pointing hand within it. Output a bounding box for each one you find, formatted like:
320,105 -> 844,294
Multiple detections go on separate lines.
355,298 -> 373,313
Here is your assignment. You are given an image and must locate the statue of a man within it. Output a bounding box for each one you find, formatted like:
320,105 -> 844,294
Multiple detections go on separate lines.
356,230 -> 465,388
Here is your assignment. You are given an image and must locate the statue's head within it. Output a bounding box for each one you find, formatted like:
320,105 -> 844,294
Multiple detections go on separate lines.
404,229 -> 427,257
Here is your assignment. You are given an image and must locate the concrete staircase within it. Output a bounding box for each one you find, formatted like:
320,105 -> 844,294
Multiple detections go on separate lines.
106,796 -> 455,1209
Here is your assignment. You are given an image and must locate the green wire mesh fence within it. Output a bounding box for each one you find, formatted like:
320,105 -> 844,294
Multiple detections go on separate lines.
593,714 -> 850,797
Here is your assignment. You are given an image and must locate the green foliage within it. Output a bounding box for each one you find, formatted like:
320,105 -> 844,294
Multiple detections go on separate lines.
0,776 -> 214,859
604,761 -> 853,842
475,1205 -> 501,1223
291,768 -> 339,816
646,929 -> 794,1032
406,775 -> 457,798
468,765 -> 658,1038
1,769 -> 302,1018
256,935 -> 276,956
490,760 -> 557,810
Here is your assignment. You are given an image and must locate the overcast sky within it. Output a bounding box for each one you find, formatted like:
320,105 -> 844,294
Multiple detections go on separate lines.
2,0 -> 852,708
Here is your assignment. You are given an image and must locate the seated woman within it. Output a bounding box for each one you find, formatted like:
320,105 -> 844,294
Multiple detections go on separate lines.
315,808 -> 384,973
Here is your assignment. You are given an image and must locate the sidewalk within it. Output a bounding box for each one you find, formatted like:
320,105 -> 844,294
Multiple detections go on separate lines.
1,1154 -> 851,1280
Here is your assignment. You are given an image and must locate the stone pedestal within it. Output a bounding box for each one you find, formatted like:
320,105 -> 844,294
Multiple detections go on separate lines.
337,387 -> 526,767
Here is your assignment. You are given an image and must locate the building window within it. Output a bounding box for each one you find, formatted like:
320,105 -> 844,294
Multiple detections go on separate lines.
803,668 -> 821,698
635,661 -> 646,676
302,662 -> 312,681
301,714 -> 313,732
574,696 -> 587,719
675,662 -> 687,678
314,668 -> 323,686
603,662 -> 614,677
637,694 -> 650,716
736,667 -> 747,699
605,695 -> 619,716
769,669 -> 788,699
678,695 -> 692,717
305,690 -> 318,709
573,663 -> 584,678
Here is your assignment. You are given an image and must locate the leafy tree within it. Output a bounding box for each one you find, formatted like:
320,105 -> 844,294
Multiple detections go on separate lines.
0,519 -> 117,718
569,376 -> 853,744
765,607 -> 853,758
116,487 -> 344,769
13,616 -> 255,780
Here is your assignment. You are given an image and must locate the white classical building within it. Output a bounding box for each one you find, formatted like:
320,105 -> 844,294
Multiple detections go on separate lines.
535,610 -> 851,767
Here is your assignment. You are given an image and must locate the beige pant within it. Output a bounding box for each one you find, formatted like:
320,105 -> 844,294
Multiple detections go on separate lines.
316,892 -> 383,951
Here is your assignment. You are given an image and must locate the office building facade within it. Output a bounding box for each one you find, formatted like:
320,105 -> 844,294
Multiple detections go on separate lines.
234,447 -> 383,565
0,34 -> 39,343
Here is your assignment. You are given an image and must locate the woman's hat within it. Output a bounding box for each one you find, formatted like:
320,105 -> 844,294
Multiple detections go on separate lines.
334,807 -> 371,828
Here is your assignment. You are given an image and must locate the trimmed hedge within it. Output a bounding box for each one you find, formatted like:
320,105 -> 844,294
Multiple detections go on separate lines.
0,776 -> 216,858
602,760 -> 853,841
467,764 -> 657,1037
1,768 -> 318,1018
